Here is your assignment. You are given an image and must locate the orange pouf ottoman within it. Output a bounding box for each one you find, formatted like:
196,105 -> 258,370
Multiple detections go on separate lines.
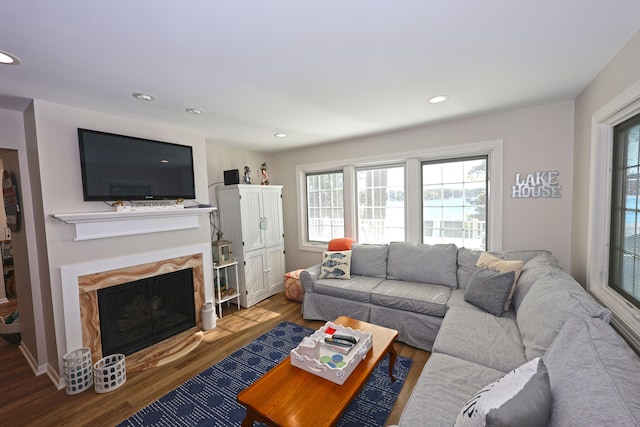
284,269 -> 305,302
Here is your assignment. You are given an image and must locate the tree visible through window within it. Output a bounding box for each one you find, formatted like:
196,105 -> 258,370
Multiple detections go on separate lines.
422,157 -> 487,250
610,114 -> 640,309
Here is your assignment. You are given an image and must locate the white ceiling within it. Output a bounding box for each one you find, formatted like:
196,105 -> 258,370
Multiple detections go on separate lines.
1,1 -> 639,153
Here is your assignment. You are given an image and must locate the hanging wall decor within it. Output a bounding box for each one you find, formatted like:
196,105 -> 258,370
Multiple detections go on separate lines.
512,171 -> 561,198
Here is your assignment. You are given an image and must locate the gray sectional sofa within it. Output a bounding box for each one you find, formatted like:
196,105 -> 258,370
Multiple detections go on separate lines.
300,242 -> 640,426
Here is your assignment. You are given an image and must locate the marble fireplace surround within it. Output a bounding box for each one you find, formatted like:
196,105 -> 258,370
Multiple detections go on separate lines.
60,243 -> 212,374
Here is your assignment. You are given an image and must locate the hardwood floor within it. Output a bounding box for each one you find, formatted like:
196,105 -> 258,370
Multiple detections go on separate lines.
0,294 -> 430,426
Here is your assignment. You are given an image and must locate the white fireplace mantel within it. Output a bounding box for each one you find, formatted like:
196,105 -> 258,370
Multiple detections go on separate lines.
52,207 -> 216,241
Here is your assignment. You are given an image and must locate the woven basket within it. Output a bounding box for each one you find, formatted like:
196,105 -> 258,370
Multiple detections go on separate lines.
0,315 -> 21,344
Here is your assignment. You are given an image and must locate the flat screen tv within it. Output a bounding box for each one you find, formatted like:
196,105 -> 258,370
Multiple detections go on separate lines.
78,128 -> 196,201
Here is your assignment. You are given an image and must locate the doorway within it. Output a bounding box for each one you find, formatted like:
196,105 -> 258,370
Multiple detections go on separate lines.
0,149 -> 21,334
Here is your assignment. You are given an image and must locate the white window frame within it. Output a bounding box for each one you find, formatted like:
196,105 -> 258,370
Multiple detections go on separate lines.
296,140 -> 503,252
588,79 -> 640,352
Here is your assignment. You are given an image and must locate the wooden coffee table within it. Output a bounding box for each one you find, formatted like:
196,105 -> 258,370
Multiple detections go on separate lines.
237,316 -> 399,427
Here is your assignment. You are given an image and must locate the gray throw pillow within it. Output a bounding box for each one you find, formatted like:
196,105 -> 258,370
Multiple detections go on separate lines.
455,357 -> 551,427
464,268 -> 515,316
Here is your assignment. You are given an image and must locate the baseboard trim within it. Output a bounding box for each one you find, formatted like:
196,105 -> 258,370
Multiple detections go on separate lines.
19,342 -> 47,376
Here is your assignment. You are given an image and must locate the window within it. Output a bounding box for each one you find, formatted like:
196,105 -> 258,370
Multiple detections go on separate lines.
609,115 -> 640,309
422,157 -> 487,250
356,166 -> 405,243
306,171 -> 344,242
588,82 -> 640,353
297,140 -> 502,252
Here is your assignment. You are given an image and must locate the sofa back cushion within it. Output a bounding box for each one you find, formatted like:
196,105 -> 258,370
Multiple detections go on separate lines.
387,242 -> 458,288
516,270 -> 611,360
543,317 -> 640,426
513,251 -> 561,312
456,247 -> 481,290
350,243 -> 389,278
457,249 -> 548,290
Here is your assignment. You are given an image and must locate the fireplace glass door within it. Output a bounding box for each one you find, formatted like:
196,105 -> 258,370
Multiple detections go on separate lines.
97,268 -> 196,356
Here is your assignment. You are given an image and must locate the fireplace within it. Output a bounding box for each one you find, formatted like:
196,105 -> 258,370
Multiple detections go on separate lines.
75,253 -> 206,371
97,268 -> 196,356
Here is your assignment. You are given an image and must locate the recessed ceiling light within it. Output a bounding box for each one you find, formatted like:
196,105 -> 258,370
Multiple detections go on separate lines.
186,108 -> 203,115
274,133 -> 287,138
0,50 -> 21,65
429,95 -> 449,104
132,92 -> 156,101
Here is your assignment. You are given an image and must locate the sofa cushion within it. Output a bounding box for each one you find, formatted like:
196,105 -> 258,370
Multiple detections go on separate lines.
464,267 -> 515,316
319,250 -> 352,279
456,247 -> 482,290
516,270 -> 611,360
447,289 -> 516,320
457,249 -> 547,291
370,279 -> 451,317
543,316 -> 640,426
350,243 -> 388,278
387,242 -> 458,288
497,249 -> 548,264
398,353 -> 505,427
476,252 -> 524,311
313,275 -> 384,303
454,358 -> 551,427
433,306 -> 527,373
512,251 -> 561,312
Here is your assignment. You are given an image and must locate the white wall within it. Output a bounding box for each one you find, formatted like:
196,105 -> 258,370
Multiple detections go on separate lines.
572,31 -> 640,285
273,101 -> 575,272
204,141 -> 274,210
30,100 -> 214,377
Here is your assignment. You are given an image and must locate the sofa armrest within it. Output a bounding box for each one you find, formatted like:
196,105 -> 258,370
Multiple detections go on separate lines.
300,264 -> 320,293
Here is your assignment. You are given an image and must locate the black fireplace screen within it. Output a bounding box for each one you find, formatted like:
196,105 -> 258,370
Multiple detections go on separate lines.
97,268 -> 196,356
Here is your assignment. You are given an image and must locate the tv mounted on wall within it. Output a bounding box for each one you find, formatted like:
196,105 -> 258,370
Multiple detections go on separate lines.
78,128 -> 196,201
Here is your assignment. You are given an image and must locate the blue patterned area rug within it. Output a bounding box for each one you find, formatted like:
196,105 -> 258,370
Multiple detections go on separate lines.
119,321 -> 412,427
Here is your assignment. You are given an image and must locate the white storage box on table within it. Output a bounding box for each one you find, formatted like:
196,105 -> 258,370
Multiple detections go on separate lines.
290,321 -> 373,385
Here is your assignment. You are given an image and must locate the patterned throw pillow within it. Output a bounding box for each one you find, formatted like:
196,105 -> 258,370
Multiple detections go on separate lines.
455,357 -> 551,427
319,250 -> 352,280
476,252 -> 524,311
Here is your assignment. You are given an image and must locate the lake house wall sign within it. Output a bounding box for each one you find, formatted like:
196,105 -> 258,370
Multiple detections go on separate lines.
512,171 -> 561,198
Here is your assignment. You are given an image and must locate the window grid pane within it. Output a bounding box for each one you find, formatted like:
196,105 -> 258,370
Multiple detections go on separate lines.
610,118 -> 640,308
422,157 -> 487,250
356,166 -> 405,243
306,172 -> 344,242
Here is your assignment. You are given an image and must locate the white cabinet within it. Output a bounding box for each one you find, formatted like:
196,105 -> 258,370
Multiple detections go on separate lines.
217,185 -> 285,308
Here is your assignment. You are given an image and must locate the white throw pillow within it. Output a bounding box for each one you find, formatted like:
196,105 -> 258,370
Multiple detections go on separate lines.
319,250 -> 352,280
455,357 -> 551,427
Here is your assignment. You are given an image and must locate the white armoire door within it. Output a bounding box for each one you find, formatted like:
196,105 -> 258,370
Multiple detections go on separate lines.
265,245 -> 285,294
243,250 -> 269,307
261,187 -> 284,247
238,187 -> 265,253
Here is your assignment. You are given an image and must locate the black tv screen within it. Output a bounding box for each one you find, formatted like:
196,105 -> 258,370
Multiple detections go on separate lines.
78,129 -> 196,201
